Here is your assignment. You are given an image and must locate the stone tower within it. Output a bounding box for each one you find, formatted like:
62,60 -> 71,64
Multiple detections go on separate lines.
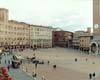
0,8 -> 8,23
93,0 -> 100,40
89,0 -> 100,55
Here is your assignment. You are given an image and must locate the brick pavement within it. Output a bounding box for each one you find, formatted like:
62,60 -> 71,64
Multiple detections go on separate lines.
2,48 -> 100,80
16,48 -> 100,80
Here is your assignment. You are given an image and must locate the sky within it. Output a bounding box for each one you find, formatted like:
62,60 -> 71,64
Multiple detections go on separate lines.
0,0 -> 93,32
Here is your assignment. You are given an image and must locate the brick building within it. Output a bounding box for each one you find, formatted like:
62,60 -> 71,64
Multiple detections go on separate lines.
52,31 -> 73,48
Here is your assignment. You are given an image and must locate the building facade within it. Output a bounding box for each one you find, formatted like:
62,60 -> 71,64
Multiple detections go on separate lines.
7,20 -> 30,50
79,32 -> 93,51
89,0 -> 100,54
73,27 -> 92,51
72,31 -> 85,49
0,8 -> 9,50
52,31 -> 73,48
30,25 -> 53,48
0,8 -> 8,23
0,8 -> 54,51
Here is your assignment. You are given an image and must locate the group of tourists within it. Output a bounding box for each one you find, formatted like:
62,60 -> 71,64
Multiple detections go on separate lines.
89,72 -> 96,80
34,60 -> 50,69
32,59 -> 58,80
74,58 -> 88,62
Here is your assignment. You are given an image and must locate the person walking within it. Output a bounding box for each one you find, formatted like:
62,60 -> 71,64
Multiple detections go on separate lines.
35,63 -> 37,68
47,60 -> 50,65
93,72 -> 96,80
42,76 -> 45,80
89,73 -> 92,80
7,65 -> 10,71
34,73 -> 37,77
85,58 -> 88,62
75,58 -> 77,62
32,72 -> 37,80
32,72 -> 35,78
53,64 -> 56,69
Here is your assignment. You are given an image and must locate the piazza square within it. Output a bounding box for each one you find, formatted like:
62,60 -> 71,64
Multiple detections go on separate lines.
0,0 -> 100,80
16,47 -> 100,80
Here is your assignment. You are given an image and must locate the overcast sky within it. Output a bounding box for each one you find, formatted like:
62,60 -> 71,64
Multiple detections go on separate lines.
0,0 -> 93,32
